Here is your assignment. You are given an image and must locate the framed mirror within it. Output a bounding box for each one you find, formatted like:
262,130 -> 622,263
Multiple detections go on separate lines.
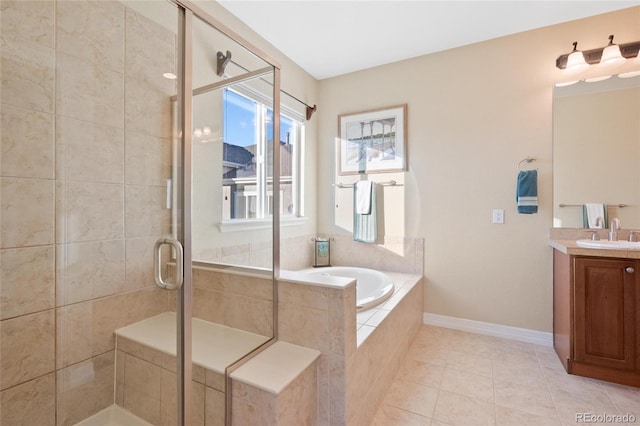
552,75 -> 640,229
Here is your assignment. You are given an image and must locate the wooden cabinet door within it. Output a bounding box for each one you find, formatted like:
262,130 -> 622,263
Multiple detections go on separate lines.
574,257 -> 636,370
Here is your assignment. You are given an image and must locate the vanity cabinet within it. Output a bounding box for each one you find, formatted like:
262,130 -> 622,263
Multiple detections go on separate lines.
553,250 -> 640,387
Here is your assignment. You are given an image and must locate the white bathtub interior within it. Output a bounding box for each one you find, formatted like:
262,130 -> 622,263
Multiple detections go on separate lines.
299,266 -> 395,310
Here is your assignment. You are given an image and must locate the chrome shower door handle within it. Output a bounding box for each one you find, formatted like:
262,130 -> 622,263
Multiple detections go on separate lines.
153,238 -> 184,290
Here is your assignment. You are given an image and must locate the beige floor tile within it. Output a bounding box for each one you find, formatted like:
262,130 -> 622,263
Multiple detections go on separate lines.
383,379 -> 439,418
406,340 -> 449,366
551,384 -> 621,425
429,420 -> 452,426
535,347 -> 566,372
430,419 -> 451,426
376,326 -> 640,426
495,405 -> 561,426
545,370 -> 607,397
494,380 -> 558,418
371,404 -> 431,426
600,382 -> 640,417
439,368 -> 494,403
396,358 -> 446,388
492,358 -> 547,388
491,338 -> 538,357
492,346 -> 539,368
447,333 -> 495,359
445,350 -> 493,377
432,390 -> 495,426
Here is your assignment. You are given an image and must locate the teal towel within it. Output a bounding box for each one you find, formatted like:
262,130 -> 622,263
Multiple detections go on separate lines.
353,183 -> 377,243
517,170 -> 538,214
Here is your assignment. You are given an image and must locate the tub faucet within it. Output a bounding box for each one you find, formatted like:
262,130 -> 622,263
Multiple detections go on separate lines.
609,218 -> 621,241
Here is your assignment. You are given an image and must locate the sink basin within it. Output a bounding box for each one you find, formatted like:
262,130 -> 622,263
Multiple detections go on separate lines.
576,239 -> 640,250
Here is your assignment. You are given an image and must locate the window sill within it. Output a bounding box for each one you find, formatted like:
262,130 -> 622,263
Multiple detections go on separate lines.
218,216 -> 307,233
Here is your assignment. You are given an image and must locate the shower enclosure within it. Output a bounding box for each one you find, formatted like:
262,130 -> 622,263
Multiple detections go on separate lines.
0,1 -> 280,425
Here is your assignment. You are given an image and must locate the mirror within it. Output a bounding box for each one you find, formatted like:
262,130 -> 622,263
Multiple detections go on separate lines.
553,75 -> 640,229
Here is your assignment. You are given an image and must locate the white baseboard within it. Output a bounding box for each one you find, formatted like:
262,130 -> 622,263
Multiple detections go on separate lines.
423,313 -> 553,347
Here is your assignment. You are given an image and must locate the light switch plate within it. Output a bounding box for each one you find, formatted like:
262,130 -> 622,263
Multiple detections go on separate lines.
493,209 -> 505,224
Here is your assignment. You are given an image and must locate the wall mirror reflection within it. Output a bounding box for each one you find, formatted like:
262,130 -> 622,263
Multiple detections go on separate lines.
553,75 -> 640,229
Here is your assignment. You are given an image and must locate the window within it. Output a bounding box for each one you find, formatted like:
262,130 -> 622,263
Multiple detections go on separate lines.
222,88 -> 304,222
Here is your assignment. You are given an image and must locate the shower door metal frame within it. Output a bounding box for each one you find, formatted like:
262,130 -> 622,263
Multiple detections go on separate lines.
170,1 -> 282,425
175,6 -> 194,426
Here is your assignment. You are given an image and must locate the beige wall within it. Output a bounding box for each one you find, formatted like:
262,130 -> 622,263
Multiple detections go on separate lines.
317,7 -> 640,332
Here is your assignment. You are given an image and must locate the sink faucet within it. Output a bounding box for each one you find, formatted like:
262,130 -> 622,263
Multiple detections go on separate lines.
594,217 -> 604,229
609,218 -> 621,241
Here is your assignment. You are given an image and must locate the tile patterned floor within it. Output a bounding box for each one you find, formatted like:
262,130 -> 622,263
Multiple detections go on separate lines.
372,325 -> 640,426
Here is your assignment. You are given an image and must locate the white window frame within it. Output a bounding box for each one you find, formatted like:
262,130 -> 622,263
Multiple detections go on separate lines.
219,86 -> 305,232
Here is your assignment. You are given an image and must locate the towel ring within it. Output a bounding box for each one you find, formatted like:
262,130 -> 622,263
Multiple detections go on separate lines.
518,157 -> 537,172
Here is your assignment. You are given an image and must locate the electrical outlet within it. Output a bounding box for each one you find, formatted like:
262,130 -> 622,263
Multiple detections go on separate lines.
492,209 -> 505,224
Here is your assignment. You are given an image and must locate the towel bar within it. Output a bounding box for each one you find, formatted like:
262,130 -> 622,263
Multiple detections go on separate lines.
559,203 -> 628,208
334,180 -> 402,188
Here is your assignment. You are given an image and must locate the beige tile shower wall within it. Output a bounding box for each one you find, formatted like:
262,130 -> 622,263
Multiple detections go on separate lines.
115,336 -> 221,426
280,234 -> 315,271
322,234 -> 424,275
190,267 -> 274,337
1,2 -> 173,424
194,234 -> 316,271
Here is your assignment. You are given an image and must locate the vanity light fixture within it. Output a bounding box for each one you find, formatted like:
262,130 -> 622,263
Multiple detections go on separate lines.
556,36 -> 640,70
600,35 -> 626,66
564,42 -> 589,73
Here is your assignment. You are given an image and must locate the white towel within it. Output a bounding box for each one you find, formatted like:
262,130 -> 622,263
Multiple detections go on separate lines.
354,182 -> 377,243
355,181 -> 373,214
584,203 -> 605,228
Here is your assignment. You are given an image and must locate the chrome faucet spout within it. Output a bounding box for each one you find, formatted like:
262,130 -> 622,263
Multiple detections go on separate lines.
594,217 -> 604,229
609,218 -> 621,241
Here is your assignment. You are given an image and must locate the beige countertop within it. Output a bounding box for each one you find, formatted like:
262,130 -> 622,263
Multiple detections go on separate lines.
549,239 -> 640,259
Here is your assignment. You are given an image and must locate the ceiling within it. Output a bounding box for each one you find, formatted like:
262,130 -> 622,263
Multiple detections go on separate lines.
216,0 -> 639,80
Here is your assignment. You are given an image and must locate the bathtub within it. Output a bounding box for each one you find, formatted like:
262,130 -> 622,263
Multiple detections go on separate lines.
300,266 -> 394,310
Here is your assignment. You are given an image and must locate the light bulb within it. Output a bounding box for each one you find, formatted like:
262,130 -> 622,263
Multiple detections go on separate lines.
600,43 -> 625,66
565,42 -> 588,73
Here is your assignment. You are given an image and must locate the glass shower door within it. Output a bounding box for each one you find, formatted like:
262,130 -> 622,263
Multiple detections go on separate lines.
186,12 -> 278,426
